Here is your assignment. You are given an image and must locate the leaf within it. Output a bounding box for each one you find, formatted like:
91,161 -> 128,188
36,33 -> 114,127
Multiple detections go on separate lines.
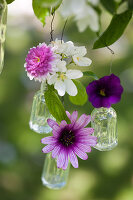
39,0 -> 62,7
44,87 -> 71,124
32,0 -> 50,26
6,0 -> 15,4
100,0 -> 117,14
32,0 -> 62,26
69,80 -> 88,106
128,0 -> 133,10
93,10 -> 132,49
83,71 -> 99,80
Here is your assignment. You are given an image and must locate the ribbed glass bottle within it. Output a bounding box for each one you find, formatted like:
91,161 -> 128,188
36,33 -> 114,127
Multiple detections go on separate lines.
41,153 -> 70,190
91,107 -> 117,151
0,0 -> 7,74
29,82 -> 55,134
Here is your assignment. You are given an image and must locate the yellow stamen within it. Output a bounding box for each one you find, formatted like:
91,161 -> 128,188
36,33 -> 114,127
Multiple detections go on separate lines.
58,73 -> 66,81
100,89 -> 106,96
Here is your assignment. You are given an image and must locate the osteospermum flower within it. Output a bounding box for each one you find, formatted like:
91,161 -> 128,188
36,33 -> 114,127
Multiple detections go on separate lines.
86,74 -> 123,108
41,111 -> 97,170
25,43 -> 59,82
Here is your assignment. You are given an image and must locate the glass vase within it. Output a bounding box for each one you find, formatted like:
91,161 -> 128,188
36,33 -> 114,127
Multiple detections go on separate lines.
91,107 -> 117,151
0,0 -> 7,74
29,82 -> 55,134
41,153 -> 70,190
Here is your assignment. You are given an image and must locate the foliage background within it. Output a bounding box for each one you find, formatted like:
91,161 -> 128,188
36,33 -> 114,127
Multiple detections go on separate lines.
0,0 -> 133,200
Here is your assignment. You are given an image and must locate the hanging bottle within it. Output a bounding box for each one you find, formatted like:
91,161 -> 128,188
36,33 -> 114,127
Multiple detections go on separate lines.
41,153 -> 70,189
29,82 -> 55,134
0,0 -> 7,74
91,107 -> 117,151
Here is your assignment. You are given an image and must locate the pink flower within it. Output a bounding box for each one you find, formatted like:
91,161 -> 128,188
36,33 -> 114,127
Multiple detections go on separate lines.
41,111 -> 97,170
25,43 -> 59,82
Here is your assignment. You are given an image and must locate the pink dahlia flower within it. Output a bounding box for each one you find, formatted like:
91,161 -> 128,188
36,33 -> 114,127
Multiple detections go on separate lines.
41,111 -> 97,170
25,43 -> 58,82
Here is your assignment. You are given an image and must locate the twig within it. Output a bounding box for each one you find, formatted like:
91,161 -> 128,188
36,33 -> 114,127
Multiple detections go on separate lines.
50,9 -> 55,42
61,19 -> 68,43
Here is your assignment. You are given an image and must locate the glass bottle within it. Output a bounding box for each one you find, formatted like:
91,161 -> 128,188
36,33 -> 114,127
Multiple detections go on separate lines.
41,153 -> 70,190
29,82 -> 55,134
91,107 -> 117,151
0,0 -> 7,74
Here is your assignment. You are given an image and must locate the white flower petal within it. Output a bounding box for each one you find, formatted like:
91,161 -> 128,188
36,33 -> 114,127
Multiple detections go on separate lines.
71,46 -> 87,57
66,70 -> 83,79
54,80 -> 66,96
64,79 -> 77,96
47,74 -> 58,85
73,56 -> 92,66
57,60 -> 67,72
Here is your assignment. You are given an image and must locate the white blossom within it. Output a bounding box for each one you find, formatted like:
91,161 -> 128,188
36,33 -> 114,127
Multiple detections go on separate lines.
59,0 -> 99,32
47,60 -> 83,96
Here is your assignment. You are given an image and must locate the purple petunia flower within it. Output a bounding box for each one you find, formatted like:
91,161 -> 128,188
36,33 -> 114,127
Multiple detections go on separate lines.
25,43 -> 59,82
41,111 -> 97,170
86,74 -> 123,108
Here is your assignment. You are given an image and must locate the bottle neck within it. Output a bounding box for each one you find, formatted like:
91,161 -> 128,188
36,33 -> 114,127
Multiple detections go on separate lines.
40,81 -> 47,93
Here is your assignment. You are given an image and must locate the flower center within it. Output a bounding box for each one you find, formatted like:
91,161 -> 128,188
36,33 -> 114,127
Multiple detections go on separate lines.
59,129 -> 75,147
100,89 -> 106,96
58,73 -> 66,81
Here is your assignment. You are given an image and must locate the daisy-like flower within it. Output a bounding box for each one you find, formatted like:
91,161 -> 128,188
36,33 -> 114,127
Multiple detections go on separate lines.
41,111 -> 97,169
47,60 -> 83,96
86,74 -> 123,108
25,43 -> 59,82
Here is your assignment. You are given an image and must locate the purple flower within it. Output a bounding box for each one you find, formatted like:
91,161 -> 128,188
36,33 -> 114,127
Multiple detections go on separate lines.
25,43 -> 58,82
41,111 -> 97,170
86,74 -> 123,108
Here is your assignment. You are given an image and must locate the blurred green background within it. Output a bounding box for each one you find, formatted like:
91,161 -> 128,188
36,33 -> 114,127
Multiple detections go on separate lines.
0,2 -> 133,200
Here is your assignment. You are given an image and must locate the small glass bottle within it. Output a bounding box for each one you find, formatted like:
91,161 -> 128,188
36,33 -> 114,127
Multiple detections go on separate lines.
41,153 -> 70,190
91,107 -> 117,151
0,0 -> 7,74
29,82 -> 55,134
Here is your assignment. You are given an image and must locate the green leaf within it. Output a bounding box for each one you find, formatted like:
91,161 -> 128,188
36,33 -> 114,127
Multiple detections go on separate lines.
6,0 -> 15,4
100,0 -> 118,14
44,87 -> 71,124
93,10 -> 132,49
32,0 -> 62,26
69,80 -> 88,106
83,71 -> 99,80
39,0 -> 62,7
128,0 -> 133,10
32,0 -> 50,26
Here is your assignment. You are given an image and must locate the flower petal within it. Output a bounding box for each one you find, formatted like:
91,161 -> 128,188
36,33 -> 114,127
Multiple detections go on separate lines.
47,119 -> 58,128
70,111 -> 78,125
62,153 -> 69,170
42,144 -> 55,153
52,125 -> 61,138
75,114 -> 91,129
60,120 -> 67,128
66,111 -> 71,119
57,150 -> 65,168
77,143 -> 92,153
54,80 -> 66,96
52,145 -> 61,158
77,128 -> 94,135
64,79 -> 77,96
57,60 -> 67,72
41,136 -> 56,144
66,70 -> 83,79
73,146 -> 88,160
69,150 -> 78,168
47,74 -> 58,85
73,56 -> 92,66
